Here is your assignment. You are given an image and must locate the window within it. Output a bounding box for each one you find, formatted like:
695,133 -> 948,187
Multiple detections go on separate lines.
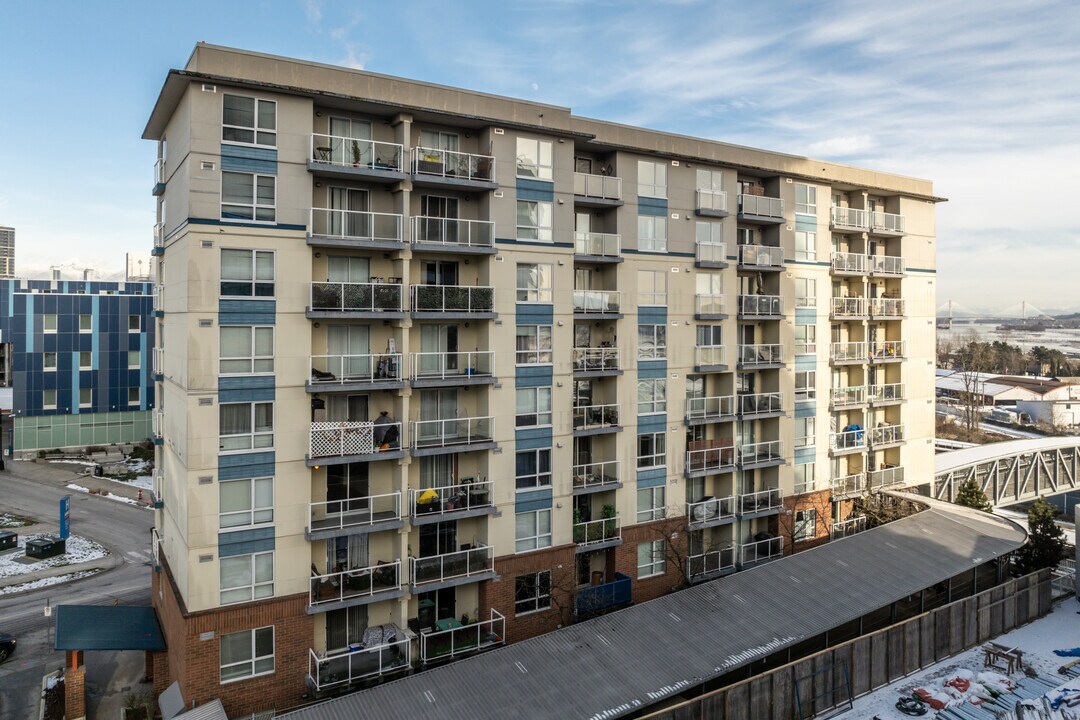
222,94 -> 277,147
220,326 -> 274,375
514,571 -> 551,614
637,270 -> 667,306
516,263 -> 553,302
637,379 -> 667,414
637,540 -> 665,578
516,201 -> 553,242
79,314 -> 92,333
516,387 -> 553,427
79,351 -> 92,370
637,215 -> 667,253
696,324 -> 723,347
79,388 -> 92,408
220,626 -> 275,683
128,350 -> 141,369
515,509 -> 552,553
637,160 -> 667,198
793,509 -> 817,542
737,227 -> 756,246
795,277 -> 817,308
43,314 -> 57,333
637,432 -> 666,469
128,387 -> 140,405
220,477 -> 274,529
795,184 -> 817,215
637,486 -> 665,522
515,325 -> 553,365
43,352 -> 57,371
516,137 -> 553,180
42,389 -> 57,410
637,324 -> 666,360
696,221 -> 723,245
794,463 -> 816,495
795,371 -> 817,401
696,168 -> 723,192
515,449 -> 552,490
221,172 -> 275,222
795,417 -> 816,449
220,551 -> 274,605
795,230 -> 817,261
128,315 -> 141,331
795,324 -> 816,355
220,249 -> 274,298
220,402 -> 274,452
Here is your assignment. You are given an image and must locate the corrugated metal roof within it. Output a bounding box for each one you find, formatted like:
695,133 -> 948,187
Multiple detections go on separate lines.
54,605 -> 165,651
280,498 -> 1026,720
169,700 -> 228,720
936,436 -> 1080,475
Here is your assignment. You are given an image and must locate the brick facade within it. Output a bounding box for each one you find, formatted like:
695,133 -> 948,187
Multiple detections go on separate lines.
781,489 -> 835,553
617,519 -> 690,604
485,543 -> 576,642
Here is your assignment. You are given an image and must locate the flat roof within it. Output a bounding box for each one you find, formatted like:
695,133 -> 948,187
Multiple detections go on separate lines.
280,497 -> 1024,720
936,436 -> 1080,475
55,605 -> 165,651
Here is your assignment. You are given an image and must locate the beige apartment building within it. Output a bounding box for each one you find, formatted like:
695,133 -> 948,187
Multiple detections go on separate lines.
144,43 -> 940,716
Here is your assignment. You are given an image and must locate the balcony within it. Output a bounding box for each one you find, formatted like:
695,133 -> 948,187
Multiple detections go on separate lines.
410,147 -> 497,190
574,232 -> 622,263
151,473 -> 164,509
687,496 -> 736,530
870,255 -> 905,277
409,544 -> 496,591
308,282 -> 404,320
830,341 -> 868,365
869,383 -> 905,405
308,421 -> 404,466
736,344 -> 784,369
410,351 -> 495,388
686,395 -> 736,426
694,345 -> 727,372
739,536 -> 784,566
870,297 -> 905,319
695,241 -> 728,268
831,251 -> 868,276
152,158 -> 165,196
695,294 -> 727,320
411,285 -> 495,319
152,285 -> 164,317
867,465 -> 905,490
306,634 -> 410,693
572,403 -> 621,436
573,289 -> 622,318
830,386 -> 867,409
573,515 -> 622,552
830,206 -> 870,232
871,211 -> 906,235
409,480 -> 495,525
737,194 -> 785,224
869,423 -> 905,448
737,244 -> 784,270
574,172 -> 623,207
306,493 -> 403,541
152,347 -> 163,381
686,446 -> 736,477
308,134 -> 405,181
738,294 -> 783,319
411,216 -> 496,254
738,441 -> 784,469
737,487 -> 783,519
308,209 -> 405,251
688,547 -> 736,583
410,416 -> 495,455
696,189 -> 729,217
574,573 -> 632,619
830,429 -> 866,456
152,408 -> 163,445
831,515 -> 868,540
419,609 -> 505,665
573,460 -> 621,495
572,347 -> 621,377
831,472 -> 865,500
152,222 -> 164,256
869,341 -> 905,362
308,353 -> 404,393
308,561 -> 403,612
737,392 -> 784,419
830,297 -> 868,320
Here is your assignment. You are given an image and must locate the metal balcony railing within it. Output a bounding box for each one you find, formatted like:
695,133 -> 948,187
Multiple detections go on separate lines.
311,282 -> 403,313
830,386 -> 866,407
412,285 -> 495,313
410,416 -> 493,449
830,341 -> 868,363
871,211 -> 906,233
738,294 -> 783,316
154,157 -> 165,185
152,347 -> 163,377
869,424 -> 905,446
420,609 -> 505,663
152,285 -> 164,314
410,351 -> 494,381
739,536 -> 784,564
738,392 -> 783,416
572,403 -> 620,431
688,547 -> 735,580
411,216 -> 495,249
573,515 -> 621,546
151,527 -> 162,570
830,206 -> 870,229
410,544 -> 494,586
310,353 -> 403,385
409,480 -> 494,518
309,560 -> 401,608
572,346 -> 620,373
738,244 -> 784,268
738,487 -> 783,515
738,441 -> 783,465
573,289 -> 621,314
869,341 -> 905,360
695,241 -> 727,265
153,222 -> 164,249
310,134 -> 405,172
310,421 -> 402,459
831,516 -> 868,539
686,446 -> 736,474
411,146 -> 495,182
870,298 -> 905,318
696,294 -> 727,316
695,345 -> 726,368
152,408 -> 163,440
686,395 -> 735,422
870,255 -> 905,276
687,496 -> 735,526
574,172 -> 622,200
831,472 -> 865,497
867,466 -> 905,490
831,251 -> 867,274
830,429 -> 866,452
310,209 -> 404,244
738,194 -> 784,219
307,635 -> 410,691
831,296 -> 868,318
696,189 -> 729,213
308,492 -> 402,534
737,344 -> 783,366
574,232 -> 621,258
868,383 -> 905,403
573,460 -> 620,491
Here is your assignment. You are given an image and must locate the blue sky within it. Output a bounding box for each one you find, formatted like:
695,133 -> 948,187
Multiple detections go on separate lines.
1,0 -> 1078,312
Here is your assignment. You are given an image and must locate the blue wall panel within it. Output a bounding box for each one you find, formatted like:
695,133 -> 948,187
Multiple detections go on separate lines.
636,360 -> 667,379
219,299 -> 276,326
516,178 -> 555,202
638,197 -> 668,215
515,427 -> 552,450
515,365 -> 553,388
220,144 -> 278,175
218,451 -> 276,481
637,306 -> 668,325
515,488 -> 553,513
515,304 -> 553,325
637,413 -> 667,433
218,526 -> 275,558
636,467 -> 666,488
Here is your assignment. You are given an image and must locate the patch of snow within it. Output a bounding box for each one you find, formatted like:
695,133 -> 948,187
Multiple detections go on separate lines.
0,533 -> 108,579
63,483 -> 150,509
49,460 -> 98,467
126,459 -> 152,474
66,483 -> 89,493
108,474 -> 153,491
0,570 -> 98,595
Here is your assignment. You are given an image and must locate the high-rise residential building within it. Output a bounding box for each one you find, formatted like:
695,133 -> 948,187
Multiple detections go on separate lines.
144,43 -> 939,715
0,226 -> 14,277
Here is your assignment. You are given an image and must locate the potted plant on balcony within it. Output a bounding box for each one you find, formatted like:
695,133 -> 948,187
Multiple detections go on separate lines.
472,286 -> 493,311
601,504 -> 616,540
573,507 -> 584,543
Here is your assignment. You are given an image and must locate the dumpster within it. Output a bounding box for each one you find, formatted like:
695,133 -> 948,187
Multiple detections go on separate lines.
25,536 -> 65,559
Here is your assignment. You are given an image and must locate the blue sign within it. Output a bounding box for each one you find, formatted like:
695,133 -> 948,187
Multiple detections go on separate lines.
59,495 -> 70,540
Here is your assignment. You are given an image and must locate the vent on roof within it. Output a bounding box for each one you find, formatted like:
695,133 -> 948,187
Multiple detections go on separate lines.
202,84 -> 217,93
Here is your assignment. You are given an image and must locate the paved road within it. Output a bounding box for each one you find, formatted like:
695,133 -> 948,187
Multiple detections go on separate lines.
0,462 -> 153,719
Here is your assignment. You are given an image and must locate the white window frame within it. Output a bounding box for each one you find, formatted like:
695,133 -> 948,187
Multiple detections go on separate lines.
795,370 -> 817,401
43,352 -> 57,371
219,551 -> 274,605
43,314 -> 57,334
795,324 -> 817,355
795,416 -> 816,449
128,350 -> 141,369
515,325 -> 553,365
637,431 -> 666,469
794,463 -> 817,495
514,570 -> 552,615
79,314 -> 92,333
220,476 -> 274,530
221,171 -> 276,223
637,486 -> 665,523
696,168 -> 723,192
637,378 -> 667,415
127,387 -> 140,406
794,509 -> 817,542
79,351 -> 92,370
795,230 -> 817,261
220,249 -> 275,299
516,137 -> 553,180
222,93 -> 277,148
795,184 -> 817,215
516,200 -> 553,242
637,215 -> 667,253
129,314 -> 141,332
219,401 -> 274,453
637,540 -> 665,579
219,326 -> 275,376
42,389 -> 57,410
696,220 -> 723,245
795,277 -> 817,308
637,324 -> 667,360
220,626 -> 275,684
516,263 -> 553,303
79,387 -> 92,409
637,160 -> 668,199
516,386 -> 553,428
637,270 -> 667,307
515,448 -> 552,491
515,509 -> 553,553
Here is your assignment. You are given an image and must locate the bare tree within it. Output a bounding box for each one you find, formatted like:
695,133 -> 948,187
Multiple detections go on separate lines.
955,330 -> 992,434
849,492 -> 921,529
777,492 -> 835,551
935,335 -> 956,369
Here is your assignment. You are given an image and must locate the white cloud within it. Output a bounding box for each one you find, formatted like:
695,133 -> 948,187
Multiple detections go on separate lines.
806,135 -> 875,157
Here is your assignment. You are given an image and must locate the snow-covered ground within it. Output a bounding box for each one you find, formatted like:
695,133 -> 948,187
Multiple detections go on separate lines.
111,474 -> 153,491
995,506 -> 1076,536
0,533 -> 108,579
851,598 -> 1080,719
0,569 -> 99,595
65,483 -> 151,509
0,512 -> 31,529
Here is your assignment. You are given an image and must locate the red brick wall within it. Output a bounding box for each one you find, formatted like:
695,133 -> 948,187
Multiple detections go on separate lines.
617,519 -> 690,604
486,544 -> 576,642
781,490 -> 834,553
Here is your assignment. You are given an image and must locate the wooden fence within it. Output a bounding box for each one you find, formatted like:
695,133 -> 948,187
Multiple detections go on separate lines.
643,569 -> 1052,720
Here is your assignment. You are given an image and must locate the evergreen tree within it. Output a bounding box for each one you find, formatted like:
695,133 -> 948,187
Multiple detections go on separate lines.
1015,498 -> 1066,575
954,478 -> 992,512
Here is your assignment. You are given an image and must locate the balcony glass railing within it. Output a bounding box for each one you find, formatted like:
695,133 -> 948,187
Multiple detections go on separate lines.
870,255 -> 905,276
410,416 -> 493,449
830,341 -> 868,363
831,515 -> 867,539
153,285 -> 164,313
574,172 -> 622,200
831,472 -> 865,497
410,351 -> 494,381
688,496 -> 735,526
830,386 -> 866,407
738,441 -> 783,465
411,146 -> 495,182
737,344 -> 783,366
574,232 -> 621,258
869,341 -> 905,360
152,347 -> 163,377
871,298 -> 905,317
868,383 -> 905,403
738,194 -> 784,219
739,536 -> 784,564
738,487 -> 783,515
738,244 -> 784,268
830,206 -> 870,229
411,216 -> 495,249
867,465 -> 905,489
738,392 -> 783,416
420,609 -> 505,663
411,285 -> 494,313
830,297 -> 868,318
686,446 -> 735,474
152,408 -> 163,439
573,460 -> 620,491
310,208 -> 404,244
738,294 -> 783,316
310,134 -> 405,171
695,241 -> 727,265
696,294 -> 727,316
308,492 -> 401,534
410,480 -> 493,518
572,346 -> 620,373
686,395 -> 735,422
307,634 -> 410,691
869,424 -> 905,446
410,544 -> 494,586
153,222 -> 164,249
831,251 -> 868,274
154,157 -> 165,185
311,282 -> 403,313
695,345 -> 726,368
830,429 -> 866,453
573,289 -> 621,314
572,403 -> 620,431
310,353 -> 402,385
696,188 -> 729,213
573,515 -> 621,546
309,560 -> 401,608
310,421 -> 402,459
688,547 -> 735,580
871,211 -> 906,234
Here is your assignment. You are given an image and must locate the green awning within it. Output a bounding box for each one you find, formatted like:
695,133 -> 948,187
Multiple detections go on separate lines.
55,605 -> 165,651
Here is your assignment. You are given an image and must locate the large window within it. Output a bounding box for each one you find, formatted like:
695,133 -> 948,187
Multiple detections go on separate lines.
220,326 -> 274,375
516,263 -> 553,302
128,350 -> 141,369
795,277 -> 817,308
220,626 -> 274,683
515,449 -> 552,490
793,509 -> 817,542
637,379 -> 667,414
696,168 -> 723,192
79,351 -> 92,370
79,314 -> 92,333
42,389 -> 57,410
795,417 -> 816,449
220,402 -> 274,452
637,540 -> 665,578
222,94 -> 277,147
128,387 -> 140,405
637,215 -> 667,253
637,324 -> 666,360
517,200 -> 553,242
637,160 -> 667,198
79,388 -> 92,408
222,172 -> 275,222
516,387 -> 553,427
697,324 -> 723,347
795,230 -> 817,261
43,314 -> 57,333
637,486 -> 665,522
515,509 -> 552,553
696,221 -> 723,245
129,315 -> 141,332
795,183 -> 817,215
795,324 -> 816,355
514,571 -> 551,614
43,352 -> 57,371
220,249 -> 274,298
220,477 -> 274,529
794,463 -> 816,495
220,551 -> 274,605
516,325 -> 553,365
516,137 -> 553,180
795,370 -> 817,401
637,270 -> 667,306
637,432 -> 666,469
